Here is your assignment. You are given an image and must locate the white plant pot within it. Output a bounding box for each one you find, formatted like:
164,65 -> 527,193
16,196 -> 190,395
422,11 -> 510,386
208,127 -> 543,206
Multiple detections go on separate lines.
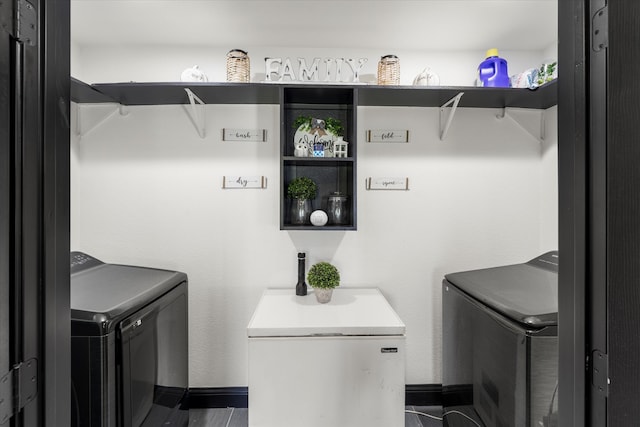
314,288 -> 333,304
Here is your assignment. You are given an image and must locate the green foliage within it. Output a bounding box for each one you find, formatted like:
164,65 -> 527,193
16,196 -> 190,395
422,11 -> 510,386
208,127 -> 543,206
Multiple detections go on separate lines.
287,177 -> 317,200
536,61 -> 557,85
293,116 -> 343,136
293,115 -> 312,131
324,117 -> 343,137
307,262 -> 340,289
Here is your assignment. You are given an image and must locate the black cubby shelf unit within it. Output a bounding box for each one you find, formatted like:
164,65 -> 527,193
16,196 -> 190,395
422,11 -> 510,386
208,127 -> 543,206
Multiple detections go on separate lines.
280,86 -> 357,231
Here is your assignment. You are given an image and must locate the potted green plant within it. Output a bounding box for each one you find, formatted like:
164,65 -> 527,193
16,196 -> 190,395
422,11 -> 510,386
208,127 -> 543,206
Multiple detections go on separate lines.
287,177 -> 317,225
307,261 -> 340,303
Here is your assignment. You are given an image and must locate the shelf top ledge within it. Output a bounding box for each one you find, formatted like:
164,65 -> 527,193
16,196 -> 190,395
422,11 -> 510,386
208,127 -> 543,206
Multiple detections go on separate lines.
71,77 -> 557,110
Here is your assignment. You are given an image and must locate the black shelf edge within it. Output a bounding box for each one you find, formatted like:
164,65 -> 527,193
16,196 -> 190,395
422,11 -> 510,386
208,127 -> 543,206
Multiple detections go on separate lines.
284,103 -> 352,110
71,78 -> 557,109
81,81 -> 281,105
281,225 -> 357,231
70,77 -> 117,104
283,85 -> 355,105
283,156 -> 355,164
357,80 -> 558,109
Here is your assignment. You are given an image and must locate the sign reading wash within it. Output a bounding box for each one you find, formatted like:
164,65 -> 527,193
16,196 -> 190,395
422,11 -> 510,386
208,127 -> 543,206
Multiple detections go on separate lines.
265,57 -> 368,83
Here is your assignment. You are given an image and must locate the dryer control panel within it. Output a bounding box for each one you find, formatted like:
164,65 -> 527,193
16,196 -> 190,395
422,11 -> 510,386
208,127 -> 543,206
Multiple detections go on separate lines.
70,251 -> 104,274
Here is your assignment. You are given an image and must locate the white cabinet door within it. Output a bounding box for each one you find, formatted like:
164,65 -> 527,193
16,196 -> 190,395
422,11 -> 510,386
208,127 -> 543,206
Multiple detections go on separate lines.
248,335 -> 405,427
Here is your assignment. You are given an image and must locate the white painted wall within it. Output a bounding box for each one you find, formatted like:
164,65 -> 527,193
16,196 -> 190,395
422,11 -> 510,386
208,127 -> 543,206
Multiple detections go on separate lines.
70,46 -> 558,388
70,41 -> 83,79
541,105 -> 558,250
70,115 -> 81,251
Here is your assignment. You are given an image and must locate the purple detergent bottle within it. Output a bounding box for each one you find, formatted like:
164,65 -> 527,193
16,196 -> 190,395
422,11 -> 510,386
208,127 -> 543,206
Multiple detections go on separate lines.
478,48 -> 510,87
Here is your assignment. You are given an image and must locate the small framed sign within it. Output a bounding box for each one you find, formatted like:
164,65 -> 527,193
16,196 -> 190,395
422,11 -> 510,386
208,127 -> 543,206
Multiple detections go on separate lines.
366,177 -> 409,190
366,130 -> 409,143
222,129 -> 267,142
223,176 -> 267,189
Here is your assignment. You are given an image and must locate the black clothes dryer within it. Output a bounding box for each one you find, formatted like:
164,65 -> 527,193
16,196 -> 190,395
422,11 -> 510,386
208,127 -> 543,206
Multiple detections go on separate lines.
442,251 -> 558,427
70,252 -> 189,427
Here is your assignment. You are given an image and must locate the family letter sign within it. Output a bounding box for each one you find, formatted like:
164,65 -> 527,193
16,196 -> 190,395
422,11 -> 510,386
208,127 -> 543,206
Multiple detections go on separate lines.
265,57 -> 368,83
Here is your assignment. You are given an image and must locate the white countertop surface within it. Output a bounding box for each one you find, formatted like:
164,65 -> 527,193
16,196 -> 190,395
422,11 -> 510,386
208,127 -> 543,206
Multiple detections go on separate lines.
247,288 -> 405,337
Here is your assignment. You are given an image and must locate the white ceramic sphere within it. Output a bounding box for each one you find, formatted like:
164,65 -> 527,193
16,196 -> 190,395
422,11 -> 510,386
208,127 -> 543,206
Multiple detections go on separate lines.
310,210 -> 328,226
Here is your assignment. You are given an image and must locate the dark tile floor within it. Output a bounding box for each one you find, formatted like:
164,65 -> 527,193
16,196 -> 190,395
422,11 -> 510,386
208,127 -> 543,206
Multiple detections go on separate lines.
189,406 -> 444,427
189,407 -> 246,427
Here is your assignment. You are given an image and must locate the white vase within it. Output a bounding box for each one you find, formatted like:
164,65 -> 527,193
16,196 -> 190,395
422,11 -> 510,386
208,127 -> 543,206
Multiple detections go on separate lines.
314,288 -> 333,304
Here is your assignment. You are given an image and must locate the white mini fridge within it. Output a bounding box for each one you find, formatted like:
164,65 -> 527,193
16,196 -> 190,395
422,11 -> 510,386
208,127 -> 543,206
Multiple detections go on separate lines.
247,288 -> 406,427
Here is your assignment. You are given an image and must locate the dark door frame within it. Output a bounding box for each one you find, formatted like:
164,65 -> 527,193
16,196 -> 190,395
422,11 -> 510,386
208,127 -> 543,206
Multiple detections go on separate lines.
11,0 -> 640,426
602,1 -> 640,425
1,3 -> 12,423
558,0 -> 588,425
559,0 -> 640,426
1,0 -> 70,425
41,0 -> 71,425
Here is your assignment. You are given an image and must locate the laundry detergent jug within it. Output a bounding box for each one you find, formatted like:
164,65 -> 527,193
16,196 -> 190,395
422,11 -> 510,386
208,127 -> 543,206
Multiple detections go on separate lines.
478,48 -> 510,87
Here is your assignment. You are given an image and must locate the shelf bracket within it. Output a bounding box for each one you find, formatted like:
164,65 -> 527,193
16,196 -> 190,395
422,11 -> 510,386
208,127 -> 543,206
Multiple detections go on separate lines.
73,102 -> 122,139
184,88 -> 206,138
497,107 -> 545,143
439,92 -> 464,141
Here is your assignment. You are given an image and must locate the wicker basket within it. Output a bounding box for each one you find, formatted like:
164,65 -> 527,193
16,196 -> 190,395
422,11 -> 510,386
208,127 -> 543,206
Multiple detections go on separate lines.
377,55 -> 400,85
226,49 -> 250,82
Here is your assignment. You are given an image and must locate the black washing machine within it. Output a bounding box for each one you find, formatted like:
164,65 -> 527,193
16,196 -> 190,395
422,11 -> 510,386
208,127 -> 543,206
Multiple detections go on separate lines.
70,252 -> 189,427
442,251 -> 558,427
